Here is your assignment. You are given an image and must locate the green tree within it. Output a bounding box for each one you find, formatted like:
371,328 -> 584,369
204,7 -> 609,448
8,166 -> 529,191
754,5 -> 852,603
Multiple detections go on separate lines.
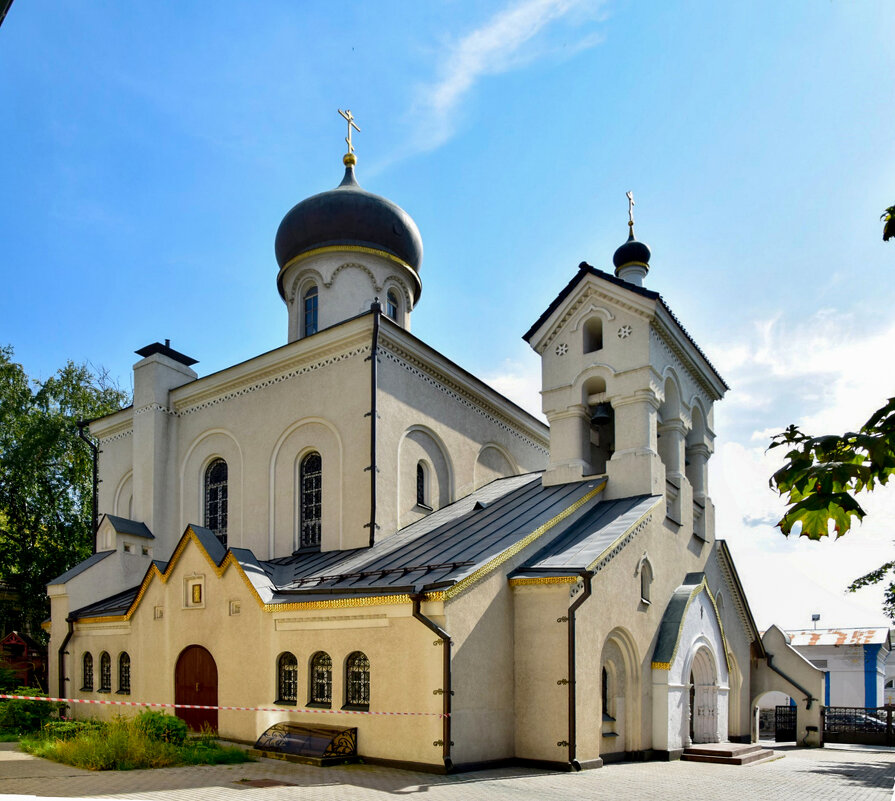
0,346 -> 128,637
882,205 -> 895,242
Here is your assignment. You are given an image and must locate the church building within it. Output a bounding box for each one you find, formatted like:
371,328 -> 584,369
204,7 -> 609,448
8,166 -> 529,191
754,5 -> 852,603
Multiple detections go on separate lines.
46,116 -> 823,771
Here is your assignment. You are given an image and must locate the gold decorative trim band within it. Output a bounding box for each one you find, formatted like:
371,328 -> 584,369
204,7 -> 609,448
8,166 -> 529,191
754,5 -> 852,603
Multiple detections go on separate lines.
508,576 -> 578,587
651,661 -> 671,670
277,245 -> 419,293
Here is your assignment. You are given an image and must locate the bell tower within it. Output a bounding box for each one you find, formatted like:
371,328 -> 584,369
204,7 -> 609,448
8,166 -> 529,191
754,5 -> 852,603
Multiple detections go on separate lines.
523,199 -> 727,536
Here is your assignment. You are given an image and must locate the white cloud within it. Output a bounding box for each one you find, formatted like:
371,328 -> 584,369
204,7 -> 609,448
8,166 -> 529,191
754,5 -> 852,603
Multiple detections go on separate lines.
710,311 -> 895,629
483,357 -> 544,420
408,0 -> 606,154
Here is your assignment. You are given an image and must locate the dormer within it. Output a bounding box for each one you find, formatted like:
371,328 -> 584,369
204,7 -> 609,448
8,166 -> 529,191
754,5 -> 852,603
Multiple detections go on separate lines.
95,514 -> 154,558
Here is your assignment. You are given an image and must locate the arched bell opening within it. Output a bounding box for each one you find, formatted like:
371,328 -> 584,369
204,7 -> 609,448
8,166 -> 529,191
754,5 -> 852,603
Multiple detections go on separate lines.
583,376 -> 613,475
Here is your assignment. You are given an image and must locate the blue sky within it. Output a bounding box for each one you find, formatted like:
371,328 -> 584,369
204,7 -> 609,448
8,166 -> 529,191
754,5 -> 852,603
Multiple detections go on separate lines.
2,0 -> 894,630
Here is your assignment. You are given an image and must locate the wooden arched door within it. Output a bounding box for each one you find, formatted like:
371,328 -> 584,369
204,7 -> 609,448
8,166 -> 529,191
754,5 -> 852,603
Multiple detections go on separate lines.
174,645 -> 218,732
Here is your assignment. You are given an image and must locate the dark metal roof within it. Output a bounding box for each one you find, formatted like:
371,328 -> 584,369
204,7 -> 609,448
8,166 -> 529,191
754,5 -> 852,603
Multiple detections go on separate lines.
265,474 -> 604,598
275,162 -> 423,288
522,263 -> 728,392
188,524 -> 227,565
48,550 -> 114,586
103,515 -> 154,539
652,572 -> 710,666
135,341 -> 198,367
67,474 -> 614,617
511,494 -> 659,575
72,585 -> 140,619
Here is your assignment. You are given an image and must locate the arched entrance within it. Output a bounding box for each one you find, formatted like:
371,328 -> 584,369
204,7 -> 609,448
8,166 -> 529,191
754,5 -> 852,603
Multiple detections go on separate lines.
689,646 -> 718,744
599,628 -> 641,757
175,645 -> 218,732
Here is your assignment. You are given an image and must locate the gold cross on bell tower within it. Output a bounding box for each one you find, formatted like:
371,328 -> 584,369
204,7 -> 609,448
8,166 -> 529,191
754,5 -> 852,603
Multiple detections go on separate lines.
626,191 -> 635,228
338,108 -> 360,157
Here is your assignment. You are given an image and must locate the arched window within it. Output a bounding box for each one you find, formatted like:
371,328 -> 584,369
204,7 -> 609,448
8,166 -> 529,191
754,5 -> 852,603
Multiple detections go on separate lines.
118,652 -> 130,695
345,651 -> 370,708
309,651 -> 332,706
82,652 -> 93,691
386,290 -> 399,322
303,285 -> 319,337
416,461 -> 430,508
583,317 -> 603,353
601,666 -> 609,718
204,458 -> 228,547
299,452 -> 322,548
640,558 -> 653,604
277,652 -> 298,704
99,652 -> 111,692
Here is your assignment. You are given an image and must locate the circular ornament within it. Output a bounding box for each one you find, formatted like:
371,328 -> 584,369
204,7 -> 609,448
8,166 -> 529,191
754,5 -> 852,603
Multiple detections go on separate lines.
555,343 -> 569,356
617,325 -> 632,339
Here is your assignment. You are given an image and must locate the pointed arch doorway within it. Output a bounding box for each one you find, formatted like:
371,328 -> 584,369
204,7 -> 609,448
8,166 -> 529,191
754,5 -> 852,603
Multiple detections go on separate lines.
689,646 -> 719,744
175,645 -> 218,732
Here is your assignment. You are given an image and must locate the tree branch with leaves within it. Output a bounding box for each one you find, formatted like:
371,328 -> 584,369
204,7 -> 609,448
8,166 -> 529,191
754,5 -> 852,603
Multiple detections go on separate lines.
0,346 -> 129,637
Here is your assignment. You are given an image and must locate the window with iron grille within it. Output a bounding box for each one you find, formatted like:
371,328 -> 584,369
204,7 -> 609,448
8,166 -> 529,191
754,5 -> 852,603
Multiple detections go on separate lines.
118,653 -> 130,695
345,651 -> 370,708
299,452 -> 322,548
82,652 -> 93,691
277,652 -> 297,704
304,285 -> 319,337
204,459 -> 228,546
309,651 -> 332,706
386,290 -> 399,321
99,652 -> 111,692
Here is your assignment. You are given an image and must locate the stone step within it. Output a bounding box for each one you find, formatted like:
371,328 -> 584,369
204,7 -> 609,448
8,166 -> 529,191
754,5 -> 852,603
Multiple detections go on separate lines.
681,743 -> 782,766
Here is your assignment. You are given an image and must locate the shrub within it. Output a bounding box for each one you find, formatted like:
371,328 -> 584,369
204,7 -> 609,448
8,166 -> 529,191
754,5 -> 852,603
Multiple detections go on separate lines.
41,719 -> 104,740
0,687 -> 63,734
135,710 -> 187,745
19,714 -> 252,770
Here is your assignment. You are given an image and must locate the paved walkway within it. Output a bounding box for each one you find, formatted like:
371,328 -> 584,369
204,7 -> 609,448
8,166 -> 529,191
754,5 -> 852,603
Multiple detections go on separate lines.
1,742 -> 893,801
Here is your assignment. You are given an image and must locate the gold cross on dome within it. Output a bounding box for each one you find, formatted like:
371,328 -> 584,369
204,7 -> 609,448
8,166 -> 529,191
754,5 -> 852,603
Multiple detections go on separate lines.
626,191 -> 635,226
338,108 -> 361,155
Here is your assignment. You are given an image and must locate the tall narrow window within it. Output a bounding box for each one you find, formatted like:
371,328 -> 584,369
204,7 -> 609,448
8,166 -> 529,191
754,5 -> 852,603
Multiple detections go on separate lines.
303,285 -> 319,337
386,290 -> 399,322
99,652 -> 111,692
118,652 -> 130,695
299,452 -> 322,548
277,652 -> 298,704
82,652 -> 94,691
345,651 -> 370,708
416,461 -> 430,508
309,651 -> 332,706
640,559 -> 653,604
204,459 -> 228,547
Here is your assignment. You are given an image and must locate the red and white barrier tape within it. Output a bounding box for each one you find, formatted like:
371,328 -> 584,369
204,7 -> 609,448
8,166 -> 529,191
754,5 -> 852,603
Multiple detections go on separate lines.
0,694 -> 447,718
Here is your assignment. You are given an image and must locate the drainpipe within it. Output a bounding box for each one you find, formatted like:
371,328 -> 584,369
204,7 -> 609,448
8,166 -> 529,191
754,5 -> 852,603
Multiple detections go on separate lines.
364,301 -> 381,548
411,590 -> 452,772
567,570 -> 593,771
77,421 -> 99,553
57,616 -> 75,699
765,652 -> 819,709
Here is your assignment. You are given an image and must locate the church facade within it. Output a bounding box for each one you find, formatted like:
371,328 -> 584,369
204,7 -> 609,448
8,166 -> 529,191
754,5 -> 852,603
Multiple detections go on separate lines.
46,131 -> 822,771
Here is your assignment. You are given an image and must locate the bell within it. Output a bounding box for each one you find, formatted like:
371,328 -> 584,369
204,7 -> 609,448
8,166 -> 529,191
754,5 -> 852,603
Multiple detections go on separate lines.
590,402 -> 612,426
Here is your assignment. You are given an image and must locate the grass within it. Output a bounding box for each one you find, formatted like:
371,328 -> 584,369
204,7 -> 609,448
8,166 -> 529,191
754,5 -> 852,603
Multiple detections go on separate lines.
19,715 -> 253,771
0,732 -> 19,742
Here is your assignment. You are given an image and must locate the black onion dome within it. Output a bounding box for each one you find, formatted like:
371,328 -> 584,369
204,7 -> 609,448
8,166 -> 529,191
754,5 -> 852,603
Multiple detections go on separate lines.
612,227 -> 651,269
275,160 -> 423,292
